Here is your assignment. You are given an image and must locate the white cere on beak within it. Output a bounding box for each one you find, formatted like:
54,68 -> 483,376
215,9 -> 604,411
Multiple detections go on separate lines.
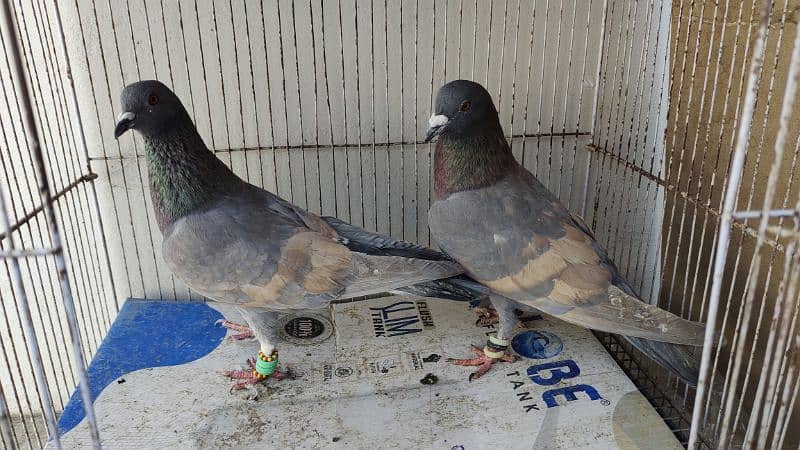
428,114 -> 449,128
117,111 -> 136,122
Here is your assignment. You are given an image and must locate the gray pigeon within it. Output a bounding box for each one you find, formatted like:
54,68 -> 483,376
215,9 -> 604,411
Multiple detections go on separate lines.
114,80 -> 464,389
423,80 -> 705,384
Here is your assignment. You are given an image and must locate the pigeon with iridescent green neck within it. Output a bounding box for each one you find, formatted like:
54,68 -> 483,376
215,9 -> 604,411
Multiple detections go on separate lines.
424,80 -> 706,384
114,80 -> 465,390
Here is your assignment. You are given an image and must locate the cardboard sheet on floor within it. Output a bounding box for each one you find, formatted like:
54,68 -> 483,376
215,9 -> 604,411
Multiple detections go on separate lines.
58,296 -> 681,449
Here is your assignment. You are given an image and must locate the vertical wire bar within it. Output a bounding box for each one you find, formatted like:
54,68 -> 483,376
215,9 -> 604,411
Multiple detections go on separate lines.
336,0 -> 350,217
28,0 -> 108,345
0,263 -> 37,447
597,0 -> 645,258
369,0 -> 377,232
603,0 -> 656,277
110,0 -> 156,298
518,0 -> 538,167
683,0 -> 735,323
77,0 -> 134,301
742,18 -> 800,446
506,0 -> 522,141
13,0 -> 95,376
307,0 -> 323,216
399,0 -> 405,237
353,0 -> 364,226
662,0 -> 716,319
243,0 -> 264,192
628,0 -> 669,300
758,234 -> 800,446
228,0 -> 249,183
0,8 -> 63,450
471,0 -> 477,80
534,0 -> 550,177
3,0 -> 77,416
566,0 -> 594,212
120,0 -> 165,300
383,0 -> 390,230
590,0 -> 633,234
559,0 -> 577,207
659,0 -> 707,312
549,0 -> 564,197
413,0 -> 418,240
43,0 -> 119,321
289,0 -> 308,208
0,0 -> 101,446
316,0 -> 338,218
775,363 -> 800,448
0,27 -> 77,406
260,1 -> 281,199
582,0 -> 610,218
707,0 -> 771,431
0,384 -> 15,450
721,0 -> 791,436
687,1 -> 773,446
694,0 -> 761,431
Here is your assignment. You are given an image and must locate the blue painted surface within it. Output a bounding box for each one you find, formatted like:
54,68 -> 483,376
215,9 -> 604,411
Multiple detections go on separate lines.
511,330 -> 563,360
58,299 -> 226,434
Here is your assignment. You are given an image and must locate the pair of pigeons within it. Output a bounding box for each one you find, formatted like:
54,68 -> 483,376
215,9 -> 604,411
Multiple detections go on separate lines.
114,79 -> 704,390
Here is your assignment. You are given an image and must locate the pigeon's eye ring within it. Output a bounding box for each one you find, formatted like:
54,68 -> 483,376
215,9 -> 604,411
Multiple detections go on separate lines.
148,94 -> 159,106
459,100 -> 471,112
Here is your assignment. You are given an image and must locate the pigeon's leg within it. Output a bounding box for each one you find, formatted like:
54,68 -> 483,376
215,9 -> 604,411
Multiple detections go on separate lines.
222,308 -> 289,390
215,319 -> 255,340
450,296 -> 519,381
472,304 -> 499,327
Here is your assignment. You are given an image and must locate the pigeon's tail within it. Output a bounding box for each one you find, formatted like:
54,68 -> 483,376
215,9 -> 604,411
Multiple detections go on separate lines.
623,337 -> 700,386
613,279 -> 701,386
395,276 -> 492,305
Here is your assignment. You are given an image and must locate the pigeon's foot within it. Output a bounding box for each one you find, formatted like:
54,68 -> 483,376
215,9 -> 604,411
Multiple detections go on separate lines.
223,355 -> 289,391
448,344 -> 517,382
472,305 -> 499,326
216,319 -> 255,340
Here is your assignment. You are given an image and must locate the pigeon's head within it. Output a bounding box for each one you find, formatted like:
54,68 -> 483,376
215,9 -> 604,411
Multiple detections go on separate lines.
424,80 -> 498,143
115,80 -> 188,139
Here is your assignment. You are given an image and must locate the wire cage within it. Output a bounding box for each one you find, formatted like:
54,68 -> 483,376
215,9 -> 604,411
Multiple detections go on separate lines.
0,0 -> 798,448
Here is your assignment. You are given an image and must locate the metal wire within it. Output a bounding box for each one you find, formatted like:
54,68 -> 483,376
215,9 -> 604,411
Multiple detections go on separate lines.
688,0 -> 773,446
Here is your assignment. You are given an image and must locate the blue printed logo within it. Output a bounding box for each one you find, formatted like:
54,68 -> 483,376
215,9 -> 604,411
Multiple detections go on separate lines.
511,330 -> 563,360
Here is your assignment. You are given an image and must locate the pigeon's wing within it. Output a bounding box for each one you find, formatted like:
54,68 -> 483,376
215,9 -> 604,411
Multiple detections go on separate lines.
428,173 -> 704,346
320,215 -> 489,303
163,191 -> 463,309
320,216 -> 453,261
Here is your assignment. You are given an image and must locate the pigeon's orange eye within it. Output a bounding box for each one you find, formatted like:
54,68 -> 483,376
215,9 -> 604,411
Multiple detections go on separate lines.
148,94 -> 159,106
459,100 -> 471,112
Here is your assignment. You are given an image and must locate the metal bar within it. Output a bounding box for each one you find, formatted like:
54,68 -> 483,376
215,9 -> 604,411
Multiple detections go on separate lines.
0,383 -> 17,450
87,131 -> 594,162
731,209 -> 800,220
0,172 -> 97,241
743,15 -> 800,446
0,0 -> 101,447
585,143 -> 787,254
0,248 -> 60,258
687,0 -> 773,446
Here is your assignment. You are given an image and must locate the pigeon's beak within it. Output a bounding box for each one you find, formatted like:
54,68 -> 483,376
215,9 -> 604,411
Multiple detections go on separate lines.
423,114 -> 449,143
114,112 -> 136,139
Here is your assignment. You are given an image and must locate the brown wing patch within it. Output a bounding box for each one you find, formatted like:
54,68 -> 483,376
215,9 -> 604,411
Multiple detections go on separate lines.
240,231 -> 352,307
482,225 -> 612,307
